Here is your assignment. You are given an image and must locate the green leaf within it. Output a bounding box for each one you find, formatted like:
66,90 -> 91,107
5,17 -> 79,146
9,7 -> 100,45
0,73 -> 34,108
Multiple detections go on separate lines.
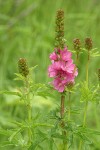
14,73 -> 25,81
0,129 -> 11,136
51,133 -> 67,140
29,138 -> 47,150
0,141 -> 15,147
29,65 -> 38,72
76,132 -> 92,144
9,128 -> 23,142
0,90 -> 21,97
80,82 -> 99,102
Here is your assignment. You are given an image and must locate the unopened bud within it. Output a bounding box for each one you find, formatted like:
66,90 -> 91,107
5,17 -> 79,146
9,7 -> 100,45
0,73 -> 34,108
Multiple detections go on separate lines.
85,38 -> 92,50
73,38 -> 81,52
18,58 -> 29,77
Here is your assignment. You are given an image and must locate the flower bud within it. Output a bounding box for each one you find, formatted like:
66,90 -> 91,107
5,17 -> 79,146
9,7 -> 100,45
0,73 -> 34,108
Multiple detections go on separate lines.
73,38 -> 81,53
55,9 -> 65,49
85,37 -> 92,50
18,58 -> 29,77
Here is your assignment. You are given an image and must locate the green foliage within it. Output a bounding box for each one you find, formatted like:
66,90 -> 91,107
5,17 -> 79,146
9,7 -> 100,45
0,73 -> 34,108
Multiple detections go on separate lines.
80,82 -> 100,103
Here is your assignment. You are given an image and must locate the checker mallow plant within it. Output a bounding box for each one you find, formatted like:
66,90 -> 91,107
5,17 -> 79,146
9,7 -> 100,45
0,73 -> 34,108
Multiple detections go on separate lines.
0,9 -> 100,150
47,9 -> 100,150
48,10 -> 78,149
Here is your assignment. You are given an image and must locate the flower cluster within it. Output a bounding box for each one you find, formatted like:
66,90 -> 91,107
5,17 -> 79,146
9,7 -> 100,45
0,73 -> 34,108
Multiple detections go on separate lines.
48,47 -> 78,92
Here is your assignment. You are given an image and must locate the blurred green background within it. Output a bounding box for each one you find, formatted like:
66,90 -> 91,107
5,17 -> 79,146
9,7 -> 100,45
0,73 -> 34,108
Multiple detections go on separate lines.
0,0 -> 100,149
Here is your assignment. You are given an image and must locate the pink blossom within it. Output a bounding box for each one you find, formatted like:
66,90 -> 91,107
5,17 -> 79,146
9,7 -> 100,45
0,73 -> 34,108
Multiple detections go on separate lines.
49,52 -> 58,61
48,47 -> 78,92
59,47 -> 72,61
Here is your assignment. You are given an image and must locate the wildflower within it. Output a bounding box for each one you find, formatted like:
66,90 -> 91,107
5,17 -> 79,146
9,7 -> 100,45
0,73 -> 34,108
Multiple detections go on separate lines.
18,58 -> 29,77
48,10 -> 78,92
48,47 -> 78,92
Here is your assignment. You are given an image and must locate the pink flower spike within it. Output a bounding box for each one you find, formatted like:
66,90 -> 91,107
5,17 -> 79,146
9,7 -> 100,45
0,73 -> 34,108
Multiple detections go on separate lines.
48,47 -> 78,93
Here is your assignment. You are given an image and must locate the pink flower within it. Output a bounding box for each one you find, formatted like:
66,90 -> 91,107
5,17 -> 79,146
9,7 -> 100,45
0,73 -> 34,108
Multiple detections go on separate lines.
49,47 -> 72,62
53,78 -> 66,92
49,52 -> 58,61
59,47 -> 72,61
48,47 -> 78,92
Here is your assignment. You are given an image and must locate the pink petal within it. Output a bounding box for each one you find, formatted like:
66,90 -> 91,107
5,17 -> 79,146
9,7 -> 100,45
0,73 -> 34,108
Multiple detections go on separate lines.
49,52 -> 58,60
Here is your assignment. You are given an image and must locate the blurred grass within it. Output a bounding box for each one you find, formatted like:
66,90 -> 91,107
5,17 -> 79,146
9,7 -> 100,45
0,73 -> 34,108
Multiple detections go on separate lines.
0,0 -> 100,149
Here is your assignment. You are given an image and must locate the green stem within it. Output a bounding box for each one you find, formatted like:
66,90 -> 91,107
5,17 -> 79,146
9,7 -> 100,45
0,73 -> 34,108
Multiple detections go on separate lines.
68,92 -> 71,121
28,104 -> 32,145
60,94 -> 68,150
76,52 -> 79,65
25,78 -> 32,145
79,51 -> 89,150
79,101 -> 88,150
83,101 -> 88,127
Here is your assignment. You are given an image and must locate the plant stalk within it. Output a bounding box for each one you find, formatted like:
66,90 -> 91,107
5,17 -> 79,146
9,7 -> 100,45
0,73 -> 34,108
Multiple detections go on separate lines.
60,94 -> 67,150
25,78 -> 32,145
76,52 -> 79,65
79,50 -> 90,150
68,92 -> 71,121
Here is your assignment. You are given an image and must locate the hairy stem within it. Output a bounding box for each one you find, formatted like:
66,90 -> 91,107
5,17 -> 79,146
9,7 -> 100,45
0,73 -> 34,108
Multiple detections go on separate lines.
60,94 -> 67,150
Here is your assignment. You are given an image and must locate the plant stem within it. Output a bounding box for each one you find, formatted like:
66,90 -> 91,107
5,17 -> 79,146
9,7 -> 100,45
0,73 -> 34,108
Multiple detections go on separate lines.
83,101 -> 88,127
76,52 -> 79,65
28,104 -> 32,145
25,78 -> 32,145
61,95 -> 65,119
79,51 -> 89,150
60,94 -> 67,150
68,92 -> 71,121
